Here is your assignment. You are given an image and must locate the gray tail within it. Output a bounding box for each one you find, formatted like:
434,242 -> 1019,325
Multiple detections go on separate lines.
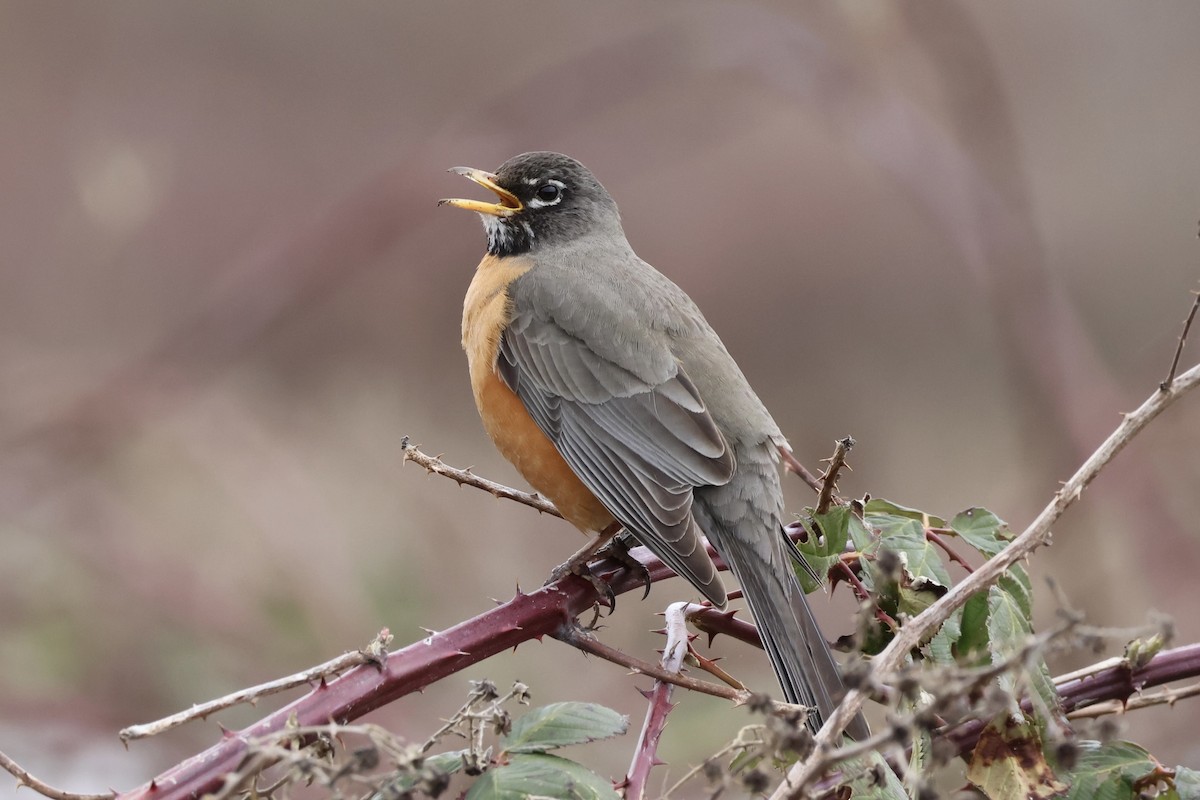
695,469 -> 869,739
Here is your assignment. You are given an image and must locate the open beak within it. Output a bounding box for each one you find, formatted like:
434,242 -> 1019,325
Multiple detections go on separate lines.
438,167 -> 522,217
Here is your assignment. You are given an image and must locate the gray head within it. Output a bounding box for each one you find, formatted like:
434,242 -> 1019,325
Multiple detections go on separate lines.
440,152 -> 622,257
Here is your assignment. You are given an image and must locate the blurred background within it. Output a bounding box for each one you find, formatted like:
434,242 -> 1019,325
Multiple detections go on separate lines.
2,1 -> 1199,794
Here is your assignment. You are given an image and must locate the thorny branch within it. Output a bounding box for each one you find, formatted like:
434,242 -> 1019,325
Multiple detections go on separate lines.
816,436 -> 854,514
555,624 -> 747,703
1160,273 -> 1200,389
0,752 -> 114,800
771,361 -> 1200,798
119,630 -> 394,742
778,446 -> 824,495
401,436 -> 561,517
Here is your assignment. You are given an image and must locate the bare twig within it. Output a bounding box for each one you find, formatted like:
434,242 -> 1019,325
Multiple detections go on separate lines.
1161,286 -> 1200,389
816,437 -> 854,514
1067,682 -> 1200,720
771,362 -> 1200,798
554,623 -> 748,703
401,437 -> 561,517
120,630 -> 393,742
0,751 -> 114,800
779,446 -> 824,494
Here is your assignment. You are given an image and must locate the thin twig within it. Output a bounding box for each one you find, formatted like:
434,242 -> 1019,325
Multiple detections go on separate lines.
1161,286 -> 1200,389
554,623 -> 749,703
834,560 -> 898,630
0,751 -> 114,800
771,361 -> 1200,798
924,528 -> 976,573
120,630 -> 393,742
779,446 -> 824,494
401,437 -> 561,517
816,437 -> 854,514
1066,682 -> 1200,719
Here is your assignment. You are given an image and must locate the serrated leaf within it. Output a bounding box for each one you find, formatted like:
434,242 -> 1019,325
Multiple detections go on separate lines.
847,511 -> 876,551
1175,765 -> 1200,800
501,703 -> 628,755
465,753 -> 621,800
863,498 -> 946,529
999,566 -> 1033,621
925,606 -> 964,665
967,716 -> 1067,799
903,691 -> 934,777
1065,740 -> 1160,800
957,591 -> 992,660
987,584 -> 1032,713
950,507 -> 1012,557
881,520 -> 954,588
728,748 -> 763,775
794,507 -> 851,593
808,506 -> 851,555
374,750 -> 466,796
840,750 -> 908,799
846,513 -> 879,592
986,582 -> 1063,726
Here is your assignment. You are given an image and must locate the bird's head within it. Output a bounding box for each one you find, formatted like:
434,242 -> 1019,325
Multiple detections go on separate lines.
440,151 -> 621,256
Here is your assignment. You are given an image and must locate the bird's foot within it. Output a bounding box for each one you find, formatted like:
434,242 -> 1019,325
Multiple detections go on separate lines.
546,558 -> 616,611
595,533 -> 652,600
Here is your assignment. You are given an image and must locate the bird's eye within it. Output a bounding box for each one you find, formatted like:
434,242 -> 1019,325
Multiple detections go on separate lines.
535,183 -> 562,203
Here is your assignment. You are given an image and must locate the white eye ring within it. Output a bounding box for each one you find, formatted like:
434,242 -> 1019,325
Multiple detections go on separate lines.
528,179 -> 565,208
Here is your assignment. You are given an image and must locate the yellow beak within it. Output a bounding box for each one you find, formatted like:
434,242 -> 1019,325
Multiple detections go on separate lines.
438,167 -> 522,217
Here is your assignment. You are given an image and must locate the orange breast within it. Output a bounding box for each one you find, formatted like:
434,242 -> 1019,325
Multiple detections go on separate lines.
462,255 -> 614,534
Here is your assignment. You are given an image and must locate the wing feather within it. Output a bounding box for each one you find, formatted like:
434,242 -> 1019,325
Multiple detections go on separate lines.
497,310 -> 734,604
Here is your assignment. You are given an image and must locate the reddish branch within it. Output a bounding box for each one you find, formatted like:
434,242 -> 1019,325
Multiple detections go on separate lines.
116,560 -> 643,800
925,528 -> 976,574
942,642 -> 1200,752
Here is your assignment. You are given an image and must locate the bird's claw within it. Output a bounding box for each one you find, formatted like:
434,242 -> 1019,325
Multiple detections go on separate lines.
596,533 -> 652,600
546,559 -> 617,611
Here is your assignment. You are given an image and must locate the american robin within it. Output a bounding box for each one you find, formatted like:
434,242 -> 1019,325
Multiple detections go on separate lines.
441,151 -> 867,738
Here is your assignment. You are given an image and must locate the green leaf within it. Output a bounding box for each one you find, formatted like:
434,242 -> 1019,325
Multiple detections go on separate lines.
897,579 -> 944,618
501,703 -> 628,755
1175,765 -> 1200,800
728,748 -> 763,776
957,591 -> 992,660
861,500 -> 952,586
967,716 -> 1067,799
950,507 -> 1012,557
809,506 -> 851,555
880,519 -> 953,588
863,498 -> 946,529
999,566 -> 1033,621
375,750 -> 466,796
846,513 -> 878,592
987,583 -> 1032,713
846,510 -> 877,551
924,606 -> 963,665
840,750 -> 908,799
1065,740 -> 1161,800
466,753 -> 621,800
986,579 -> 1062,726
795,506 -> 852,592
904,691 -> 934,778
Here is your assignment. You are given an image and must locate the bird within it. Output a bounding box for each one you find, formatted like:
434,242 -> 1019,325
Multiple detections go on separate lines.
441,151 -> 867,738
